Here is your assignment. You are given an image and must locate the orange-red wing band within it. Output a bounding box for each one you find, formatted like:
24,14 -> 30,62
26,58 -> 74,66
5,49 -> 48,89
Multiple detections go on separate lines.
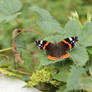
43,42 -> 50,50
48,56 -> 58,60
60,53 -> 70,59
61,40 -> 72,49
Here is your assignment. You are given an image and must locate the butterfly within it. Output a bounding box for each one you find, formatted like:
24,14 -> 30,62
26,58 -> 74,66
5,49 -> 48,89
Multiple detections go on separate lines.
34,36 -> 78,60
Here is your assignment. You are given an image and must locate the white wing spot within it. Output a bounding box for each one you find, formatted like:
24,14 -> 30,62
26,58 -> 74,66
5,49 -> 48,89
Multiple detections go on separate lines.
39,44 -> 41,46
40,40 -> 43,44
69,37 -> 73,41
73,41 -> 75,43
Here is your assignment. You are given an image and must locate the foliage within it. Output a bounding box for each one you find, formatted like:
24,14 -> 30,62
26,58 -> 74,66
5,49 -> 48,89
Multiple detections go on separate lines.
65,66 -> 86,91
0,0 -> 22,22
0,0 -> 92,92
29,6 -> 64,34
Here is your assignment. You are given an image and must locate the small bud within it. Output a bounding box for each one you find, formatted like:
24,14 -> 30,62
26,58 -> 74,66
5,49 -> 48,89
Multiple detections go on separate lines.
87,12 -> 91,22
71,11 -> 79,19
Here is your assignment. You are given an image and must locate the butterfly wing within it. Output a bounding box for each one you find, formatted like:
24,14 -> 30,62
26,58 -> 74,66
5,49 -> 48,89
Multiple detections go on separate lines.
35,36 -> 78,60
34,40 -> 54,50
35,40 -> 58,60
58,36 -> 78,59
60,36 -> 78,50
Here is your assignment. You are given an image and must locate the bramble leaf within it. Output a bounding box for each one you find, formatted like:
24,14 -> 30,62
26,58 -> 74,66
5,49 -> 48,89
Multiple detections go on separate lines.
29,6 -> 64,34
70,47 -> 88,66
65,66 -> 86,92
0,0 -> 22,22
44,35 -> 66,43
65,20 -> 82,37
53,71 -> 69,82
79,22 -> 92,47
57,85 -> 66,92
80,77 -> 92,91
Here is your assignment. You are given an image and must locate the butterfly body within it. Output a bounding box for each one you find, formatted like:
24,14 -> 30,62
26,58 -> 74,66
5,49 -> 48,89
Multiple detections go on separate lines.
35,36 -> 78,60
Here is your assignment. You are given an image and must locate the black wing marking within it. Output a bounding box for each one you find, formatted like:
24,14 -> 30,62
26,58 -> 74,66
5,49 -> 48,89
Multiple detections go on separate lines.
35,40 -> 54,50
64,36 -> 78,48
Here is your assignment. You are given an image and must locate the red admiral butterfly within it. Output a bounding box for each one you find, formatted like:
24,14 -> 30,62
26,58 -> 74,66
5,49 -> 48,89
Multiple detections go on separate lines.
35,36 -> 78,60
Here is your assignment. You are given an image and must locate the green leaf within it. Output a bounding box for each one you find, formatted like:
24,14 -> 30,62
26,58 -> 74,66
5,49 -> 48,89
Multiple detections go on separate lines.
70,47 -> 89,66
79,22 -> 92,47
80,77 -> 92,91
53,71 -> 69,82
87,47 -> 92,56
37,21 -> 89,66
29,6 -> 64,34
0,0 -> 22,22
44,35 -> 66,43
65,66 -> 86,91
65,20 -> 82,37
57,85 -> 66,92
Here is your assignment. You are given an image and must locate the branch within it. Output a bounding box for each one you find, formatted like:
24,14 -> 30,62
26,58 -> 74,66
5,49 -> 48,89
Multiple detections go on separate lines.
12,24 -> 37,63
12,29 -> 24,63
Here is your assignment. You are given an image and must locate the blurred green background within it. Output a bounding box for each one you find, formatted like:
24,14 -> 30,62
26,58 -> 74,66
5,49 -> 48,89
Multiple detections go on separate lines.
0,0 -> 92,48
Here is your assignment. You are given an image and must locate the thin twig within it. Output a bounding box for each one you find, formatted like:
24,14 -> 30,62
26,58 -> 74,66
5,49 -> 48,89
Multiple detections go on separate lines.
12,29 -> 24,63
24,24 -> 38,32
23,24 -> 42,35
12,24 -> 38,63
